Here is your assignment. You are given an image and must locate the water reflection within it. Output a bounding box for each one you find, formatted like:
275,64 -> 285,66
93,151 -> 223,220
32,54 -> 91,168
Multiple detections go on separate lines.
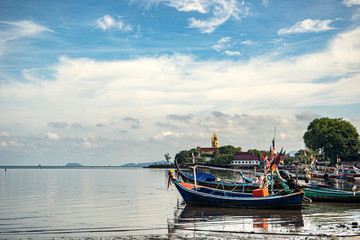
168,201 -> 360,239
169,203 -> 304,236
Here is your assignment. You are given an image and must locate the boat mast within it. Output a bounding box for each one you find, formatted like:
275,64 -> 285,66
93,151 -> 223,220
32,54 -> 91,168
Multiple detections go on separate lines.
192,152 -> 197,191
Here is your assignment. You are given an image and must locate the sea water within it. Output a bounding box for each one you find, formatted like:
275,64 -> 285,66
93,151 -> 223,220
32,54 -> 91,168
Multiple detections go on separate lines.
0,168 -> 359,239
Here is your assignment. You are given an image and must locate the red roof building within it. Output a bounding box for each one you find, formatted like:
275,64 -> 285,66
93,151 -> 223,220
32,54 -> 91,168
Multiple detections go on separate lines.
232,152 -> 259,161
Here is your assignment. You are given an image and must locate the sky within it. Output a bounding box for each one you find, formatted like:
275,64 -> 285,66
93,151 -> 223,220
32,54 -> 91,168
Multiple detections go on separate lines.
1,0 -> 360,166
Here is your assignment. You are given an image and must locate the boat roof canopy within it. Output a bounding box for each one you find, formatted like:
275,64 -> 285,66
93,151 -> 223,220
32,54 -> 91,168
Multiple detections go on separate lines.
196,172 -> 217,181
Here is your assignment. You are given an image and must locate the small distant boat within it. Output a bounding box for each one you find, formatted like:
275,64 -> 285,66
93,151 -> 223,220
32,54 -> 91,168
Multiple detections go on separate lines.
302,186 -> 360,202
169,170 -> 304,209
310,166 -> 360,180
310,171 -> 346,179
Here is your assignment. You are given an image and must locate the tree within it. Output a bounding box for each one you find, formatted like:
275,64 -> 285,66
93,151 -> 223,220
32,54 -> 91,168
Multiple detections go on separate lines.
164,153 -> 171,164
303,118 -> 360,164
174,150 -> 190,165
218,145 -> 240,155
294,149 -> 312,164
248,149 -> 268,159
210,153 -> 234,165
174,149 -> 204,164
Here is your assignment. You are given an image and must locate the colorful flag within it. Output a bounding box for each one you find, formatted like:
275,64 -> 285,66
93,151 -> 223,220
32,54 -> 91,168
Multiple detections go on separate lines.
310,154 -> 315,165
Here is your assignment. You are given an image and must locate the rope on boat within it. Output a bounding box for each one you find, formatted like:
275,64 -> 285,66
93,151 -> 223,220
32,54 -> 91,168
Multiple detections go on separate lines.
229,184 -> 239,192
209,182 -> 222,195
303,195 -> 312,203
220,181 -> 227,196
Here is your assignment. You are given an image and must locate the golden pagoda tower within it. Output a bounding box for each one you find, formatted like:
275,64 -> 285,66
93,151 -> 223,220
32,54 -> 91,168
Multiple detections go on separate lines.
211,133 -> 219,148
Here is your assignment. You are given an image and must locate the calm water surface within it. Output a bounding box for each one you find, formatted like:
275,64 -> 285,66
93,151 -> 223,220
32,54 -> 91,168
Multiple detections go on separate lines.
0,168 -> 359,239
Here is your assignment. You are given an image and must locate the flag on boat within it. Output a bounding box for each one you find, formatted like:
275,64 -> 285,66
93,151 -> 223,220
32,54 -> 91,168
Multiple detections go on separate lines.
310,154 -> 316,165
266,148 -> 285,174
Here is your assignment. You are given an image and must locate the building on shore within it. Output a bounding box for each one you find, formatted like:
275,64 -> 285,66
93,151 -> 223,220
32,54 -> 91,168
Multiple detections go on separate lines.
231,152 -> 260,167
197,133 -> 261,166
197,133 -> 220,155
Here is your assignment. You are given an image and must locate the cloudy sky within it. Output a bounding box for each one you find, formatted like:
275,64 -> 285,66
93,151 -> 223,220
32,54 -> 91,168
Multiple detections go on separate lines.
1,0 -> 360,166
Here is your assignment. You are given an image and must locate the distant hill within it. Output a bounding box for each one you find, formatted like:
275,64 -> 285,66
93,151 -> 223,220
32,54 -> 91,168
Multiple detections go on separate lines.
65,163 -> 83,167
120,160 -> 168,167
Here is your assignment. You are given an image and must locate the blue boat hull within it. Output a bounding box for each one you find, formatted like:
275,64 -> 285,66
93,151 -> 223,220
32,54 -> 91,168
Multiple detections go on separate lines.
171,174 -> 304,209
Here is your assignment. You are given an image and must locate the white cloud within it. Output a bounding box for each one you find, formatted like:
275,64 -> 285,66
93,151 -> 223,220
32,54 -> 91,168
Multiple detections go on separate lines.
262,0 -> 269,7
0,20 -> 53,56
1,141 -> 8,147
0,20 -> 53,39
166,0 -> 210,13
224,50 -> 241,56
212,37 -> 231,51
9,140 -> 24,147
153,130 -> 181,140
187,0 -> 248,33
212,37 -> 240,56
135,0 -> 248,33
87,133 -> 98,141
0,131 -> 10,137
241,40 -> 256,46
278,19 -> 337,35
1,26 -> 360,164
47,132 -> 60,141
82,137 -> 94,148
343,0 -> 360,6
2,27 -> 360,121
96,15 -> 133,32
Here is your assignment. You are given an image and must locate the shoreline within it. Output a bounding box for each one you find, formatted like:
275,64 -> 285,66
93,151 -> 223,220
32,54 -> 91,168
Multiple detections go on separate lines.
2,231 -> 359,240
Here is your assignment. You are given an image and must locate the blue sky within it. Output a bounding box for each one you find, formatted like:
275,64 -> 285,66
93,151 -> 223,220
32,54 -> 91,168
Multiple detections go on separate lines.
1,0 -> 360,165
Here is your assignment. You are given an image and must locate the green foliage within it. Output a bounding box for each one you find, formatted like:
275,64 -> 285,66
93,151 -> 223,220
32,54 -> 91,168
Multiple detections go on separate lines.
294,149 -> 313,164
206,145 -> 240,165
248,149 -> 268,159
303,117 -> 360,164
209,153 -> 234,165
164,153 -> 171,164
174,149 -> 206,164
284,154 -> 294,165
218,145 -> 240,155
174,150 -> 191,164
175,145 -> 240,165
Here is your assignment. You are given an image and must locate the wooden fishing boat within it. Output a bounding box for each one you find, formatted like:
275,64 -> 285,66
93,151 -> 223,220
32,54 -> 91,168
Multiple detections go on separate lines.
169,170 -> 304,209
302,186 -> 360,202
310,171 -> 346,179
310,166 -> 360,179
175,159 -> 261,192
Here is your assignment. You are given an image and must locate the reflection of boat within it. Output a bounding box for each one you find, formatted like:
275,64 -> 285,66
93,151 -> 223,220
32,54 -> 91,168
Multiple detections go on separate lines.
179,205 -> 303,227
169,170 -> 304,209
302,186 -> 360,202
175,159 -> 261,192
167,204 -> 304,236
